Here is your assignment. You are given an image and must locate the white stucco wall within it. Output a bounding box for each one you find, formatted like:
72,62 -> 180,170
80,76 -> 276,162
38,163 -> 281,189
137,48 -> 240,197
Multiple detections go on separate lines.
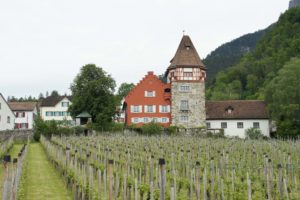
0,95 -> 15,130
40,98 -> 73,121
207,119 -> 270,138
14,107 -> 37,129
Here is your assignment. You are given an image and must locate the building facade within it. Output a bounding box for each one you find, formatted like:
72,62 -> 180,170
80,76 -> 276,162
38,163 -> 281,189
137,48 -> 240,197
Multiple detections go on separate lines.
0,93 -> 15,131
124,72 -> 171,127
8,102 -> 38,129
40,96 -> 73,122
123,35 -> 270,137
206,101 -> 270,138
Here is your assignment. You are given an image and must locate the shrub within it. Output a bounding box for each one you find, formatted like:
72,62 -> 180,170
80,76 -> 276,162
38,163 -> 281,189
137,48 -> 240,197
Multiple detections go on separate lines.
166,126 -> 178,135
245,127 -> 264,139
141,122 -> 163,135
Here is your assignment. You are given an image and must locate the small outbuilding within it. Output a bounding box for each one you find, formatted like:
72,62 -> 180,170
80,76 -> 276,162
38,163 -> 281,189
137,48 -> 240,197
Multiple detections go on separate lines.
75,111 -> 92,126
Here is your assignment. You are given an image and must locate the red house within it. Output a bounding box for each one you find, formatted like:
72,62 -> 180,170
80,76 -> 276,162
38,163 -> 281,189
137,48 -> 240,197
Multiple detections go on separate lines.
124,71 -> 171,127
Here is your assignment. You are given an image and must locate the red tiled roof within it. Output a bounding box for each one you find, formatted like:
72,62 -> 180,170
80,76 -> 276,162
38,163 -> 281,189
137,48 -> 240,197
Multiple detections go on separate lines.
206,100 -> 269,120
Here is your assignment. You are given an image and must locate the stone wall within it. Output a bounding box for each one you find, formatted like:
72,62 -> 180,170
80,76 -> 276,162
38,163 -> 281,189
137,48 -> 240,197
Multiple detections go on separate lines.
0,130 -> 33,141
171,82 -> 206,128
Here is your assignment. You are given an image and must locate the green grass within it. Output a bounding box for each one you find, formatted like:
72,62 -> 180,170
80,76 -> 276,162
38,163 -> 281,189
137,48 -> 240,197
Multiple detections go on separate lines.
0,144 -> 24,198
18,143 -> 72,200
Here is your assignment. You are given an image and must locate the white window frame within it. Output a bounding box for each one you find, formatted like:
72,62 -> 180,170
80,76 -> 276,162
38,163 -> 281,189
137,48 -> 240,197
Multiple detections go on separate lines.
145,91 -> 156,97
132,118 -> 140,124
180,100 -> 189,111
145,105 -> 156,113
131,105 -> 142,113
161,118 -> 169,123
159,105 -> 170,113
253,122 -> 260,129
180,116 -> 188,122
179,85 -> 190,92
221,122 -> 227,129
237,122 -> 244,129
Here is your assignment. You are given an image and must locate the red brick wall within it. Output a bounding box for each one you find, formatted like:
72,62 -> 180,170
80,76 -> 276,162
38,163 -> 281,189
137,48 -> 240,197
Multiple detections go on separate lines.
125,72 -> 171,127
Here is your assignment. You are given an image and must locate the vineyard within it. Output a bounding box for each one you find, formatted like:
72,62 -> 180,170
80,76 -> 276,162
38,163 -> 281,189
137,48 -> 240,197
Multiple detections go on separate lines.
41,134 -> 300,200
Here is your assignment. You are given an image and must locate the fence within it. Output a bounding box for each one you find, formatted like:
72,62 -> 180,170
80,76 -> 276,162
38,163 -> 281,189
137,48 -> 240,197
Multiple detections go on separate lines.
2,141 -> 29,200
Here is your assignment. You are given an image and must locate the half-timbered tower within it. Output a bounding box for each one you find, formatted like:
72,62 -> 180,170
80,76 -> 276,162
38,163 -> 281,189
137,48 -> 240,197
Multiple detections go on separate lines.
166,35 -> 206,128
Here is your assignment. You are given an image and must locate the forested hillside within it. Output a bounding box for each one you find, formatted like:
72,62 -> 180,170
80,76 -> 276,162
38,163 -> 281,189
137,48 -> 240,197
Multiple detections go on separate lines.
207,6 -> 300,136
204,29 -> 267,84
207,6 -> 300,101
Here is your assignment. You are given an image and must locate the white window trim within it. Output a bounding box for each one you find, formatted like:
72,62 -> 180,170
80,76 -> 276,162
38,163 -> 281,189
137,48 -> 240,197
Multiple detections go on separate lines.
144,105 -> 156,113
145,91 -> 156,97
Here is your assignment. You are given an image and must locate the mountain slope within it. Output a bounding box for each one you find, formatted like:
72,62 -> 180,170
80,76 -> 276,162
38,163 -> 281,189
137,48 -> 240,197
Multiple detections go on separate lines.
207,6 -> 300,100
204,29 -> 267,84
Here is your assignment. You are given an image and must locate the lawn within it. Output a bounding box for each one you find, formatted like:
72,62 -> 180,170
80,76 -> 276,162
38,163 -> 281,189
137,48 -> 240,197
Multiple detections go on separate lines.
18,143 -> 72,200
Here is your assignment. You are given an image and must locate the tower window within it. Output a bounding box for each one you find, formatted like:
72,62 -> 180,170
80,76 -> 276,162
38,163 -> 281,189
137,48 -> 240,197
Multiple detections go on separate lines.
145,91 -> 155,97
183,72 -> 193,77
180,116 -> 188,122
180,100 -> 189,111
180,85 -> 190,92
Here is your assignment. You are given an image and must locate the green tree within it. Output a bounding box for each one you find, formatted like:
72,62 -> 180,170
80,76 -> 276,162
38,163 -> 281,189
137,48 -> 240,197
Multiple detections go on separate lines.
51,90 -> 60,97
117,82 -> 135,99
265,58 -> 300,137
69,64 -> 116,130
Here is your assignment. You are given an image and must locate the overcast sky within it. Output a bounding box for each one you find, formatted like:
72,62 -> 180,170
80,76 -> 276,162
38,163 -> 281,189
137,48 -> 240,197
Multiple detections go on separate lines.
0,0 -> 289,98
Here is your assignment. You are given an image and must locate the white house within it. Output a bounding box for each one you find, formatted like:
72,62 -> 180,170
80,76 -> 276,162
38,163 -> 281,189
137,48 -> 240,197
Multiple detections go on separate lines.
206,100 -> 270,138
8,102 -> 38,129
0,93 -> 15,131
40,96 -> 73,123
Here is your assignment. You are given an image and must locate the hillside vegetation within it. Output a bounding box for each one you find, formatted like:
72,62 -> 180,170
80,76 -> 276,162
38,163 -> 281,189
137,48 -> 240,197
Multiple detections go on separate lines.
207,7 -> 300,137
204,29 -> 267,84
207,7 -> 300,100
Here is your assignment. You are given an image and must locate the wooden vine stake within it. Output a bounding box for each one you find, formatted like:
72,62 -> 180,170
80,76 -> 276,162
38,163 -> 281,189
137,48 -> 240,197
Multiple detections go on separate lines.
277,164 -> 284,200
195,161 -> 200,200
108,159 -> 114,200
247,172 -> 252,200
159,158 -> 166,200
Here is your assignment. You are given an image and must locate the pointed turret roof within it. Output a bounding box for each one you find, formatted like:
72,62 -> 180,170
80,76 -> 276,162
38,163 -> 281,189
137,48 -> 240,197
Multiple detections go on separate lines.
167,35 -> 206,71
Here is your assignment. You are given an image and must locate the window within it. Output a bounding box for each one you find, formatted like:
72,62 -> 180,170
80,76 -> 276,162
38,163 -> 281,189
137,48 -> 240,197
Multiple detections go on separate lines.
180,116 -> 188,122
160,105 -> 169,113
183,72 -> 193,77
145,105 -> 155,113
61,102 -> 69,107
206,122 -> 211,129
180,85 -> 190,92
237,122 -> 244,129
131,105 -> 142,113
132,118 -> 139,123
145,91 -> 155,97
7,116 -> 10,123
221,122 -> 227,129
144,118 -> 149,123
180,100 -> 189,111
253,122 -> 260,129
161,118 -> 169,123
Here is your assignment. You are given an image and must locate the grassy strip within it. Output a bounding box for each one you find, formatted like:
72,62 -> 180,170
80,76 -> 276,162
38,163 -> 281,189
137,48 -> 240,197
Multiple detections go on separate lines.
17,143 -> 72,200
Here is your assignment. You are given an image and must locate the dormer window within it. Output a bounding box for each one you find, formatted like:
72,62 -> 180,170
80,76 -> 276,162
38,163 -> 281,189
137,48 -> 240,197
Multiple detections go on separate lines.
225,106 -> 234,114
61,102 -> 69,107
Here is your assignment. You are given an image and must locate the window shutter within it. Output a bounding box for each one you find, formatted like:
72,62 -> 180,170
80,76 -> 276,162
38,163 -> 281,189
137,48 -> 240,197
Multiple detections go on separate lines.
144,91 -> 147,97
159,106 -> 162,113
26,123 -> 29,129
23,112 -> 25,117
144,105 -> 148,113
139,105 -> 142,113
153,91 -> 156,97
130,106 -> 134,112
16,112 -> 19,117
153,105 -> 156,113
167,105 -> 171,112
